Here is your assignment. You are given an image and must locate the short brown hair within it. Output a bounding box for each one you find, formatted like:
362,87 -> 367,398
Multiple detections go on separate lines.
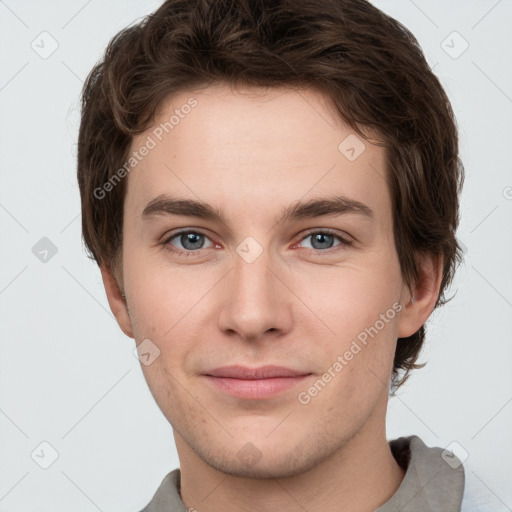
77,0 -> 464,388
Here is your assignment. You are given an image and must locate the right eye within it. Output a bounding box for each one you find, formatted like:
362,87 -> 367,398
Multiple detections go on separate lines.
162,229 -> 216,256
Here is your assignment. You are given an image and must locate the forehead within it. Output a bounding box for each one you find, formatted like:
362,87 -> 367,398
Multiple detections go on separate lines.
125,84 -> 389,221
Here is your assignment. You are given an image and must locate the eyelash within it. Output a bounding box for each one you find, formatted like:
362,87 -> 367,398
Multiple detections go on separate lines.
162,228 -> 352,257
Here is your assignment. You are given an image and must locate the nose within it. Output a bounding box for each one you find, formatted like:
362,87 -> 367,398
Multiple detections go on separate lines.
216,244 -> 293,343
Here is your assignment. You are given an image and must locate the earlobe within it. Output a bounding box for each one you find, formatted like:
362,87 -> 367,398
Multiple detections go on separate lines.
397,253 -> 443,338
100,264 -> 134,339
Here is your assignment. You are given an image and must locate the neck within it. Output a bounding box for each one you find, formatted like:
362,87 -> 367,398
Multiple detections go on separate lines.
175,400 -> 405,512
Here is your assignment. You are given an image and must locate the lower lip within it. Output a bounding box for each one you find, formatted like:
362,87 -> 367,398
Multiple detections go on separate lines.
202,375 -> 312,399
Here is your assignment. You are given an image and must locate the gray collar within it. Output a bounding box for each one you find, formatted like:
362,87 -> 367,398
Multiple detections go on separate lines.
376,435 -> 465,511
141,435 -> 465,512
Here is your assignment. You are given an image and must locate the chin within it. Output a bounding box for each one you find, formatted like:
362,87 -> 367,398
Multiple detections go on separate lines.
195,435 -> 339,480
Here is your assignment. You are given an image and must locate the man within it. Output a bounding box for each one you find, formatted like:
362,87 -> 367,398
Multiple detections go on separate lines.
77,0 -> 473,510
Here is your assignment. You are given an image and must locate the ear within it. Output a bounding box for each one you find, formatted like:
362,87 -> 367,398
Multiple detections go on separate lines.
397,252 -> 443,338
100,263 -> 134,339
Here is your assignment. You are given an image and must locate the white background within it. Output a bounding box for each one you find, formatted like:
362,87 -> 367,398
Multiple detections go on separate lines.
0,1 -> 511,510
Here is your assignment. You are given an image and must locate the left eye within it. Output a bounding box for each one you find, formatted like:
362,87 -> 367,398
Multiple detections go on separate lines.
298,231 -> 350,251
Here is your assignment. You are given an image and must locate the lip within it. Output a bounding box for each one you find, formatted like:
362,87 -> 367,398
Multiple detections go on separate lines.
201,365 -> 313,399
204,365 -> 309,379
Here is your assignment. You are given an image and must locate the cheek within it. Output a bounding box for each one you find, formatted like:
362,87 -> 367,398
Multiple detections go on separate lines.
293,261 -> 402,398
292,258 -> 402,337
123,255 -> 216,382
122,248 -> 207,338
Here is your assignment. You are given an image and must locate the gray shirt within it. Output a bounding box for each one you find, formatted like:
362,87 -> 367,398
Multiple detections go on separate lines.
141,435 -> 465,512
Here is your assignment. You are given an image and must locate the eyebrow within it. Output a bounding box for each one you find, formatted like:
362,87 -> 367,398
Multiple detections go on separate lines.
141,194 -> 374,225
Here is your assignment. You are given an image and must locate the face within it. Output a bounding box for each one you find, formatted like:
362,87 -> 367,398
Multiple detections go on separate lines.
108,84 -> 416,478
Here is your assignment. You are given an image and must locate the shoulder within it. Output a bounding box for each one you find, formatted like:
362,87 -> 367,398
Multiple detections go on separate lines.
397,436 -> 507,512
139,469 -> 187,512
377,435 -> 464,511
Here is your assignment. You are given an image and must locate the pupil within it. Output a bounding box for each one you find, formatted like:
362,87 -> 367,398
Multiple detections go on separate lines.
313,233 -> 332,249
183,232 -> 202,250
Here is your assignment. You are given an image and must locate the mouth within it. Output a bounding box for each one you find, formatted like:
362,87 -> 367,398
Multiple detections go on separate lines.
201,365 -> 313,399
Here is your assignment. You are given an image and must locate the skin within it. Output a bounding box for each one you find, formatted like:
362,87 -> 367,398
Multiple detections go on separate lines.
101,83 -> 442,512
